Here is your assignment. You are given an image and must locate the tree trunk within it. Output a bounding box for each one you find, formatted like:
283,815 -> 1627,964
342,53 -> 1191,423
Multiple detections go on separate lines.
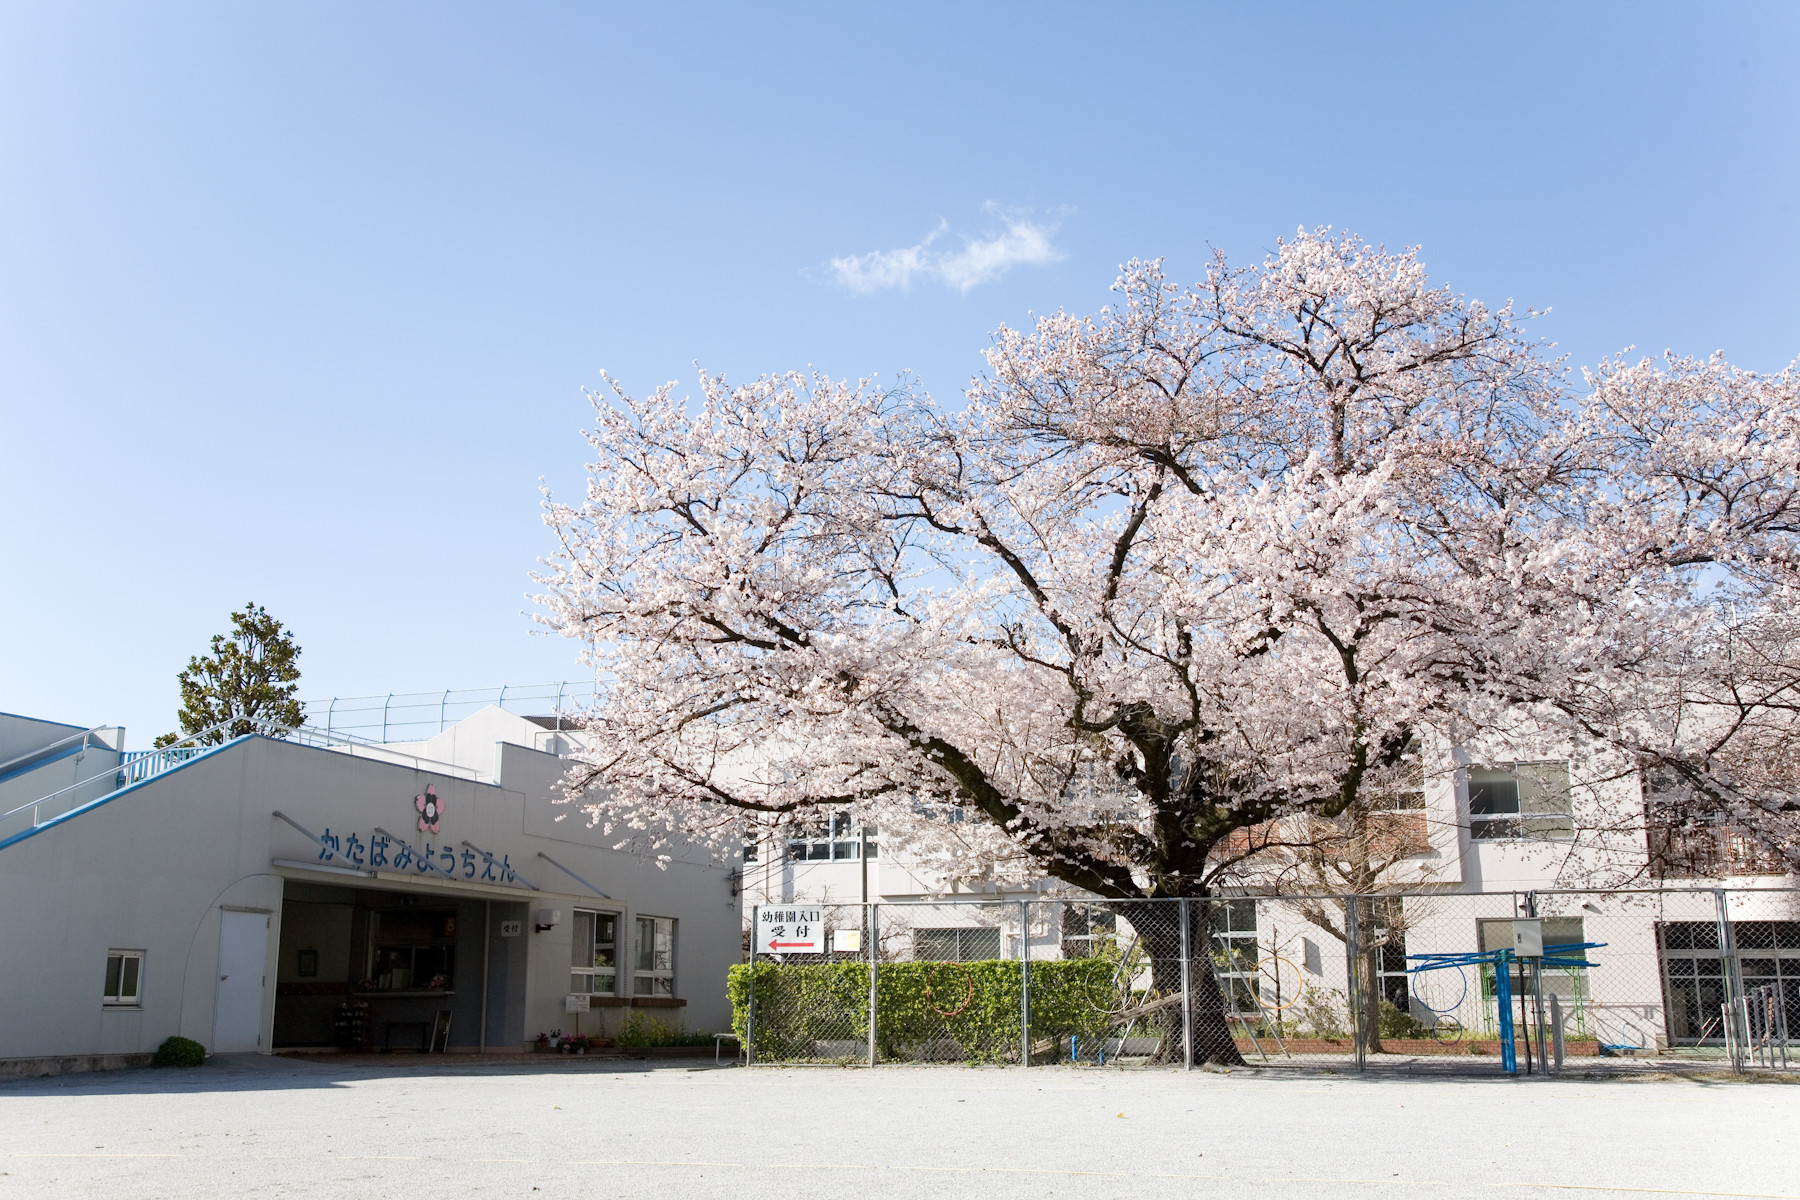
1117,899 -> 1247,1067
1358,945 -> 1386,1055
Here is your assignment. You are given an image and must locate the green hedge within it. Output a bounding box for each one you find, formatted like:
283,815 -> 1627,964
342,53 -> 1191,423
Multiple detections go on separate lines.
728,958 -> 1122,1064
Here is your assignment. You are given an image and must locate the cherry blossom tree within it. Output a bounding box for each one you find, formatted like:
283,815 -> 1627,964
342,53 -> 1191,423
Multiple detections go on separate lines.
536,229 -> 1800,1065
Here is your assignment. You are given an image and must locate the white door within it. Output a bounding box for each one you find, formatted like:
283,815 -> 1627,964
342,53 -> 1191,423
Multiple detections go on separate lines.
213,910 -> 270,1052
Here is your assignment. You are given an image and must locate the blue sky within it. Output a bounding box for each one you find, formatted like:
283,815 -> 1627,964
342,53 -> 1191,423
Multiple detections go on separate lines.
3,3 -> 1796,743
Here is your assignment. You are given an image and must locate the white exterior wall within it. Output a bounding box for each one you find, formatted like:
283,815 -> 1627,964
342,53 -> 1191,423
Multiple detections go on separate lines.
0,714 -> 741,1063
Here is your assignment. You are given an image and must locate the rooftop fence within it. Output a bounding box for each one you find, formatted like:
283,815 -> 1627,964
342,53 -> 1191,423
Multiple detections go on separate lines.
301,682 -> 599,743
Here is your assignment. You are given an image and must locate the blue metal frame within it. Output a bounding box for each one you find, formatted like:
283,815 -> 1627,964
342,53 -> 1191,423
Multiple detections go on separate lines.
1406,941 -> 1604,1074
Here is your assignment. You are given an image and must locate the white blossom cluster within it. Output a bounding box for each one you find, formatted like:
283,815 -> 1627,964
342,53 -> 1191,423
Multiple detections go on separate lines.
535,228 -> 1800,895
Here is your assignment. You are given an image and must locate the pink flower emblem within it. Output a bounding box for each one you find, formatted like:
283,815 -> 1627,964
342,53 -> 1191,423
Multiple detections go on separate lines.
415,784 -> 444,833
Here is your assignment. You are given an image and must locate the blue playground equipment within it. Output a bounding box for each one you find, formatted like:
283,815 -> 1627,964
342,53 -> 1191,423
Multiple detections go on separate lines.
1406,941 -> 1605,1073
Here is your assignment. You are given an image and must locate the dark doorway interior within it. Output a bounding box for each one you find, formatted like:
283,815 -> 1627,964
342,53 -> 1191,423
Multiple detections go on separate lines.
274,881 -> 526,1052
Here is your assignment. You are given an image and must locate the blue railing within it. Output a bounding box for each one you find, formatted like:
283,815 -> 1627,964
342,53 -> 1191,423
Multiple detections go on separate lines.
0,718 -> 282,841
118,745 -> 208,784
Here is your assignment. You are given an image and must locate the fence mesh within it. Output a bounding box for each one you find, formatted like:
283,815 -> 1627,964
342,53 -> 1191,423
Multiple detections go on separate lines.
735,888 -> 1800,1075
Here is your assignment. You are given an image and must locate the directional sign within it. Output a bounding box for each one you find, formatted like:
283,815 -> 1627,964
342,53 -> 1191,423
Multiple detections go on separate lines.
755,905 -> 825,954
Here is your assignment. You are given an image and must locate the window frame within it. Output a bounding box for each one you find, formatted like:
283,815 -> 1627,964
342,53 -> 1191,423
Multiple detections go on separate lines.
103,949 -> 144,1007
364,908 -> 457,993
1659,921 -> 1800,1045
571,908 -> 621,997
633,915 -> 676,998
1210,899 -> 1260,1016
1467,761 -> 1574,841
912,926 -> 1005,962
785,810 -> 879,862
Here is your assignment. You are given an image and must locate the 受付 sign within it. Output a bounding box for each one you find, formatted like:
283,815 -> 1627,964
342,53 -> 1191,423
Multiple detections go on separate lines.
755,905 -> 825,954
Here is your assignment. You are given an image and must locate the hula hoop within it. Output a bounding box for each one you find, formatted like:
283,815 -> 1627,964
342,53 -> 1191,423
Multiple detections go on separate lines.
1430,1015 -> 1465,1045
1250,955 -> 1306,1012
923,961 -> 976,1018
1411,962 -> 1468,1014
1080,936 -> 1145,1019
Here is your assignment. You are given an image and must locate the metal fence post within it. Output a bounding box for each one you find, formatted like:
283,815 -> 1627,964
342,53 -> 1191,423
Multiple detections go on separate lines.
1526,890 -> 1549,1075
1019,899 -> 1031,1069
1715,887 -> 1746,1073
1345,894 -> 1366,1072
868,901 -> 879,1068
1179,898 -> 1193,1072
746,904 -> 757,1067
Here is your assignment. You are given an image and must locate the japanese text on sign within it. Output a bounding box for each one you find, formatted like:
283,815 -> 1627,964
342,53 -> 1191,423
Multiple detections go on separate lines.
312,827 -> 522,887
755,905 -> 826,954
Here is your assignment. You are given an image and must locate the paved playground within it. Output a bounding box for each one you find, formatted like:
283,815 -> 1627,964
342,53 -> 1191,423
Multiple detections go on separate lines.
1,1056 -> 1793,1200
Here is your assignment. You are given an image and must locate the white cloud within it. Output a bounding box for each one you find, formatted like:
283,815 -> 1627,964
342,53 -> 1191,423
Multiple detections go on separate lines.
828,207 -> 1065,294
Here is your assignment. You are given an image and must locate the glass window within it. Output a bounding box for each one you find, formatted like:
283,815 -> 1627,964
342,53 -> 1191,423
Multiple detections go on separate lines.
572,910 -> 618,995
635,916 -> 675,997
1367,900 -> 1411,1011
786,810 -> 878,861
912,927 -> 1004,962
1378,739 -> 1426,812
103,951 -> 142,1006
1658,920 -> 1800,1044
1059,904 -> 1117,958
1469,763 -> 1573,840
366,909 -> 456,992
1209,900 -> 1260,1015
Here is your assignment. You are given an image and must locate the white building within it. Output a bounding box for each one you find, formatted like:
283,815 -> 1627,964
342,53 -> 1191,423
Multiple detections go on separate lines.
0,705 -> 740,1075
744,743 -> 1799,1055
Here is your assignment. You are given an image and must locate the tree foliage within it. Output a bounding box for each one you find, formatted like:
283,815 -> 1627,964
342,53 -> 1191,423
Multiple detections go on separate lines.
155,602 -> 304,747
536,227 -> 1800,892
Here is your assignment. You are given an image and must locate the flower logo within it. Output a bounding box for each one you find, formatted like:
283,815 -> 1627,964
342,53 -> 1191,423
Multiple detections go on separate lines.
415,784 -> 444,833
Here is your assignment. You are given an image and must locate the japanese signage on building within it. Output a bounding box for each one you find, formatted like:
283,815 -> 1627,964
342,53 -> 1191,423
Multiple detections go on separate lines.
312,828 -> 525,888
755,905 -> 825,954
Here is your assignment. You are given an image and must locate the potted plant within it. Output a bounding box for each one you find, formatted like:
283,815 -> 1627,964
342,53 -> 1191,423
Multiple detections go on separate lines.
533,1032 -> 551,1053
566,1034 -> 590,1055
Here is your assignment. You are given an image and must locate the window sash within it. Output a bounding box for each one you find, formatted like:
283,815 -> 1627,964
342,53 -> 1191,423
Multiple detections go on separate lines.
785,812 -> 879,861
572,909 -> 619,995
104,951 -> 142,1005
1469,762 -> 1574,840
633,917 -> 675,996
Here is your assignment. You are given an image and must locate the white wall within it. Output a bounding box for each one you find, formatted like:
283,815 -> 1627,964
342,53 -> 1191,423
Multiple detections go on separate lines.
0,729 -> 742,1062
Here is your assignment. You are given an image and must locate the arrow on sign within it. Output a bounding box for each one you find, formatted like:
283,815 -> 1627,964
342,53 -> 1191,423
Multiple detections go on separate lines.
767,941 -> 817,949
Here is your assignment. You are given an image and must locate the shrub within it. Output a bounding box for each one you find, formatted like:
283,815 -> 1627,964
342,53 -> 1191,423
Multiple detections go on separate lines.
728,958 -> 1120,1063
1378,1000 -> 1431,1040
152,1036 -> 207,1068
617,1011 -> 714,1048
1288,986 -> 1350,1039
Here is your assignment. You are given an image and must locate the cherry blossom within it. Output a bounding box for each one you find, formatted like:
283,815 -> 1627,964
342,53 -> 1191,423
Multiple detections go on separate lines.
536,228 -> 1800,1062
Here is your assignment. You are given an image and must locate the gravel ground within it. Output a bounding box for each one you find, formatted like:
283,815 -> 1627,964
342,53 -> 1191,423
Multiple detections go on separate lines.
1,1056 -> 1794,1200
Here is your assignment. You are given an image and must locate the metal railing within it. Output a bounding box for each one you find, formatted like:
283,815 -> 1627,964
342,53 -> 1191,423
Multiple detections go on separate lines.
277,723 -> 486,781
117,744 -> 207,784
0,717 -> 281,838
301,681 -> 599,743
735,888 -> 1800,1076
0,725 -> 122,780
0,717 -> 487,845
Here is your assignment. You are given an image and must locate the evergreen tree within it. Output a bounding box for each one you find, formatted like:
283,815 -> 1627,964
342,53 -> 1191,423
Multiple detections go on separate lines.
154,603 -> 303,747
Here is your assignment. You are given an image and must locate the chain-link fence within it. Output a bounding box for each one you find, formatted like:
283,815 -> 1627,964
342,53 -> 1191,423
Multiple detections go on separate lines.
732,888 -> 1800,1075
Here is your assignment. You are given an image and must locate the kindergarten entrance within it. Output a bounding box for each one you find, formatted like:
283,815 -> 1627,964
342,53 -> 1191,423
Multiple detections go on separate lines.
272,878 -> 528,1054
